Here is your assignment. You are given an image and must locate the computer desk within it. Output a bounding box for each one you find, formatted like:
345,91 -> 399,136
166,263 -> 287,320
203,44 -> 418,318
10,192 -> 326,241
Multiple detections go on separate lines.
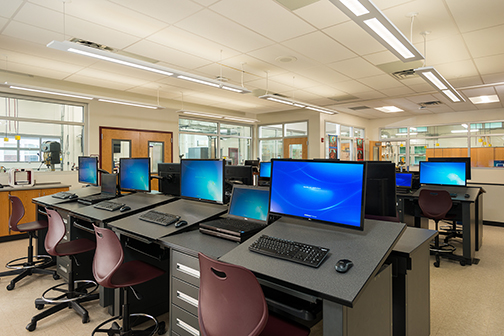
32,185 -> 102,206
397,185 -> 483,265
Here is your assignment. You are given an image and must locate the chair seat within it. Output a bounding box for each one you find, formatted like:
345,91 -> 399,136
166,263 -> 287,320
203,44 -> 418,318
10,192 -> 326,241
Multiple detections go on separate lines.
16,220 -> 48,232
109,260 -> 164,288
55,238 -> 96,256
260,314 -> 310,336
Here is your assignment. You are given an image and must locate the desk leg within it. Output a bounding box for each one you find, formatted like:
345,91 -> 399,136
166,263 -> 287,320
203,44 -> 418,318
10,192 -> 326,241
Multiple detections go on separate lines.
323,300 -> 344,336
475,194 -> 483,251
462,202 -> 476,264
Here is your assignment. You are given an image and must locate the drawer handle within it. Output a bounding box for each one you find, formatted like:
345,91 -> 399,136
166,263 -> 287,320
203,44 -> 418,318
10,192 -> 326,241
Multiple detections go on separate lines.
176,318 -> 200,336
177,263 -> 200,279
177,291 -> 198,308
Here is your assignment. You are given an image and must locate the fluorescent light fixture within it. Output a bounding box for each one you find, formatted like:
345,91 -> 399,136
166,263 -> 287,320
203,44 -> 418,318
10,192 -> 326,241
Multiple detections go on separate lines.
9,85 -> 93,100
259,94 -> 337,115
178,110 -> 258,123
329,0 -> 424,62
414,67 -> 465,103
468,95 -> 500,104
47,40 -> 250,94
98,99 -> 162,109
223,116 -> 258,123
461,124 -> 468,128
180,111 -> 223,119
451,129 -> 479,133
375,106 -> 403,113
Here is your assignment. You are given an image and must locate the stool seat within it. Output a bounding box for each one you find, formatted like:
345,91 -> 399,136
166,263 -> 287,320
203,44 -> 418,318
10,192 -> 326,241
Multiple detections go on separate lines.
55,239 -> 96,256
17,220 -> 48,232
110,260 -> 165,288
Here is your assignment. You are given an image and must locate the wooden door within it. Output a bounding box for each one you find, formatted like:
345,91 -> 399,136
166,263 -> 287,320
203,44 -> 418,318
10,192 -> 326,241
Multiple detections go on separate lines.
283,137 -> 308,159
100,127 -> 173,191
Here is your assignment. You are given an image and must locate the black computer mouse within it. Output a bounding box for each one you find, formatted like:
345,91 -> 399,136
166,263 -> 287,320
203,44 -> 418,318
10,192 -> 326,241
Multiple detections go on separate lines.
119,205 -> 131,212
464,193 -> 470,198
335,259 -> 353,273
175,220 -> 188,228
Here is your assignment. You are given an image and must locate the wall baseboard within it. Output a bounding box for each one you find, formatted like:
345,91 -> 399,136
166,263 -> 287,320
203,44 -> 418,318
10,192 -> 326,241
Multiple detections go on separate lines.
0,233 -> 29,244
484,221 -> 504,227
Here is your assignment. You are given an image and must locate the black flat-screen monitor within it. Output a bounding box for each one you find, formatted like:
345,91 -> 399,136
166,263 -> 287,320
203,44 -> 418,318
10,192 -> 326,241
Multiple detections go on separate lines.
419,161 -> 467,187
396,172 -> 413,189
365,162 -> 397,217
101,173 -> 117,196
78,156 -> 98,186
259,162 -> 271,178
244,160 -> 259,167
158,163 -> 180,196
428,157 -> 471,180
180,159 -> 225,204
269,159 -> 366,230
119,157 -> 151,192
225,165 -> 254,185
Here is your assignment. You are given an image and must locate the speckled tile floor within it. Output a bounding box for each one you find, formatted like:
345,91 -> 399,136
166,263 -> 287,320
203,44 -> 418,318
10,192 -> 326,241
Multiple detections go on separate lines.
0,224 -> 501,335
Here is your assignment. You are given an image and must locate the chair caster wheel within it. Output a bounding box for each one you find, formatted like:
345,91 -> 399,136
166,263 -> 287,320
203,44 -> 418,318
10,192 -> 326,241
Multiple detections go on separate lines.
460,260 -> 466,266
6,283 -> 14,291
433,261 -> 440,267
53,273 -> 60,280
35,304 -> 44,310
158,321 -> 166,335
82,315 -> 90,324
26,322 -> 37,332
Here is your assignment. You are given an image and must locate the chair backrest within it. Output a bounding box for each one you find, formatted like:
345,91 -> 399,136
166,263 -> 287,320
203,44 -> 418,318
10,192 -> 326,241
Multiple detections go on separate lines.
418,189 -> 453,221
8,195 -> 25,232
92,225 -> 124,289
45,209 -> 68,256
198,253 -> 268,336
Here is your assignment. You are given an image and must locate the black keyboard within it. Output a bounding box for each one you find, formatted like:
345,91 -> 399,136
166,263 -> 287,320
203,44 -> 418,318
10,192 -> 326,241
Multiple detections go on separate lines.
93,201 -> 125,211
78,194 -> 116,204
52,192 -> 77,199
249,235 -> 330,268
139,210 -> 180,226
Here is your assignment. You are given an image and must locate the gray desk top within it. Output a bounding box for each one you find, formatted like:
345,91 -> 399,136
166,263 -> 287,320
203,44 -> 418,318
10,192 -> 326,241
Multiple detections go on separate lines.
1,183 -> 71,191
109,199 -> 227,241
160,229 -> 238,259
220,217 -> 406,308
392,227 -> 437,256
33,186 -> 101,206
408,185 -> 480,202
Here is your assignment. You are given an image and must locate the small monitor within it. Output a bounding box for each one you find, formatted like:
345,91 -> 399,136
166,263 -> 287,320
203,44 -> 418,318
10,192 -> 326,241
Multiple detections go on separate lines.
119,158 -> 151,192
419,161 -> 467,187
269,159 -> 366,230
396,173 -> 413,189
428,157 -> 471,180
180,159 -> 225,204
228,185 -> 270,222
225,165 -> 254,185
78,156 -> 98,186
101,174 -> 117,195
259,162 -> 271,178
365,162 -> 397,218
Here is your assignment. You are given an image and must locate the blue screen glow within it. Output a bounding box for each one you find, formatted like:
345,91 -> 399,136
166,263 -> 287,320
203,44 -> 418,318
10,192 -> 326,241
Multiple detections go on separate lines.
119,158 -> 150,192
228,186 -> 269,222
259,162 -> 271,178
420,161 -> 466,186
269,160 -> 365,229
396,173 -> 413,188
78,157 -> 98,185
180,160 -> 224,203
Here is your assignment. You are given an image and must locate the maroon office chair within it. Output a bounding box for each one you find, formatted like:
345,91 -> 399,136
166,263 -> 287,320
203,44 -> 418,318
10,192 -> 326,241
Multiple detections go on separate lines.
198,253 -> 310,336
27,209 -> 98,332
0,195 -> 58,290
418,189 -> 458,267
91,225 -> 166,336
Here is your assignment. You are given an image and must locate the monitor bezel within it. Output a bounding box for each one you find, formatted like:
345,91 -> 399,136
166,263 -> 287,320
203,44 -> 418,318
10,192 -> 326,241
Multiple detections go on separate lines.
419,161 -> 467,187
119,157 -> 151,193
180,159 -> 225,205
428,157 -> 471,180
78,156 -> 99,186
268,158 -> 366,231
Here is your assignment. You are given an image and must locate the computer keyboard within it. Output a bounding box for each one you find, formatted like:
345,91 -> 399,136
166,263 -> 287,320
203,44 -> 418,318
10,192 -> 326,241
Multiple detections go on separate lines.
52,192 -> 78,199
249,235 -> 330,268
78,194 -> 116,205
93,201 -> 125,211
139,210 -> 180,226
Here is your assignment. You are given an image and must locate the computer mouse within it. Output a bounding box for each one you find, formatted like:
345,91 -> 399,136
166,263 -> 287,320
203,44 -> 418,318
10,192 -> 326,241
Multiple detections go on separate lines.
175,220 -> 188,228
335,259 -> 353,273
119,205 -> 131,212
464,193 -> 470,198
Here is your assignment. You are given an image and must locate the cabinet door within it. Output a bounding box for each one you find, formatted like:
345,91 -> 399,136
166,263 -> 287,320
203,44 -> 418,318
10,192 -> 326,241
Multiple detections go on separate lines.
40,187 -> 69,197
0,192 -> 9,237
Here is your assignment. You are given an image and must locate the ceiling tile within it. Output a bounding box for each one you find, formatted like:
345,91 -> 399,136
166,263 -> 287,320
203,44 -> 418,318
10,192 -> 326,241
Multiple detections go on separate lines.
378,86 -> 416,97
446,0 -> 504,33
434,60 -> 479,80
324,21 -> 386,56
2,21 -> 61,46
423,34 -> 471,65
0,17 -> 8,31
474,54 -> 504,75
358,74 -> 403,90
294,66 -> 351,86
1,0 -> 24,19
210,0 -> 316,42
330,79 -> 374,94
69,67 -> 150,89
1,60 -> 70,81
293,0 -> 349,29
482,73 -> 504,85
329,57 -> 384,79
463,25 -> 504,59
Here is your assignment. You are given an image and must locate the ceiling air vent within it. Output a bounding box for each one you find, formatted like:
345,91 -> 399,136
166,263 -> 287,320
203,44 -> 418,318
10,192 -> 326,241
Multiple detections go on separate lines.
390,69 -> 417,80
419,101 -> 443,108
69,38 -> 114,51
349,106 -> 370,111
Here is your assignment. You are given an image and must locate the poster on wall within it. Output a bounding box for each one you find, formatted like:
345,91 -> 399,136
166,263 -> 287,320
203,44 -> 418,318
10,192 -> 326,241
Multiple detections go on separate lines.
328,134 -> 338,159
356,138 -> 364,161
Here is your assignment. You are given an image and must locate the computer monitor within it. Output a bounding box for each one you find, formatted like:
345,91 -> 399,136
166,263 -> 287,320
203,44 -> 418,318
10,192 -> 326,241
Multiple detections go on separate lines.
269,159 -> 366,230
158,163 -> 180,196
225,165 -> 254,185
180,159 -> 225,204
78,156 -> 98,186
259,162 -> 271,178
419,161 -> 467,187
244,160 -> 259,167
119,157 -> 151,192
428,157 -> 471,180
101,173 -> 117,195
228,185 -> 270,222
396,172 -> 413,189
365,162 -> 397,217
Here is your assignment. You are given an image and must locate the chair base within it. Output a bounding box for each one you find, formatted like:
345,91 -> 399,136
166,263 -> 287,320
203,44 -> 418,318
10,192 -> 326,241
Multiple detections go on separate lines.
91,313 -> 165,336
0,259 -> 58,291
41,279 -> 98,303
26,293 -> 99,331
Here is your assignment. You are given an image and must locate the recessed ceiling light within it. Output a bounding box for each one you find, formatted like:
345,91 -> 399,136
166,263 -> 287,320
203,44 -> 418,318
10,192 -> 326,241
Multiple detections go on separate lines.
468,95 -> 500,104
275,56 -> 297,63
375,106 -> 404,113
